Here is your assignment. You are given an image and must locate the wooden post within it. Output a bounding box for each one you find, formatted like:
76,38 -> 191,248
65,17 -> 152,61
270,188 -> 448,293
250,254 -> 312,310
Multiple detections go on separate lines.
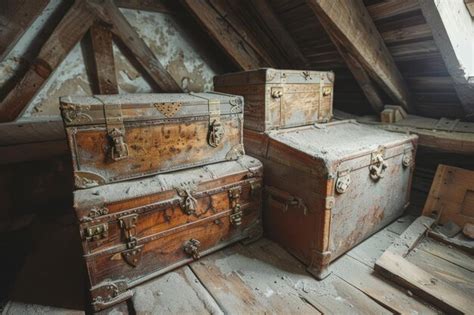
90,23 -> 119,94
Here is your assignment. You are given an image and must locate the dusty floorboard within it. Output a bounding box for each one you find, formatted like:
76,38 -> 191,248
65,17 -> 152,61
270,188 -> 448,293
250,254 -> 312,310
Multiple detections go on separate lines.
2,214 -> 459,315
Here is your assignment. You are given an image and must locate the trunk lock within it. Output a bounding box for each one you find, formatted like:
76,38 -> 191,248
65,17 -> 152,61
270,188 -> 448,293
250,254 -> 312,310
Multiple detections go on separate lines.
208,120 -> 224,147
229,186 -> 243,226
369,153 -> 387,181
335,170 -> 351,194
402,151 -> 412,168
178,189 -> 198,216
119,214 -> 143,267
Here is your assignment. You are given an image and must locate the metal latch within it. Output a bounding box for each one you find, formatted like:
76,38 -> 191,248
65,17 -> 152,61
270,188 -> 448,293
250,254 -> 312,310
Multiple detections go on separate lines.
119,213 -> 142,267
402,150 -> 412,168
250,180 -> 262,198
84,223 -> 108,241
183,238 -> 201,260
229,186 -> 243,226
90,280 -> 133,312
369,147 -> 387,181
271,87 -> 283,99
178,189 -> 198,215
101,99 -> 129,161
208,120 -> 224,147
335,169 -> 351,194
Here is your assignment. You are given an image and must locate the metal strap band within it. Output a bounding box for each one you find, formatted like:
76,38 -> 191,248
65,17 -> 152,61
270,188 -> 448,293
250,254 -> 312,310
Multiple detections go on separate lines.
189,92 -> 221,124
96,96 -> 128,160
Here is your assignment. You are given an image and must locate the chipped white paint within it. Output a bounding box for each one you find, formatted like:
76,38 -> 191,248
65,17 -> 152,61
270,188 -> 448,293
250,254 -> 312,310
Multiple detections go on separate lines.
120,8 -> 220,92
0,0 -> 63,87
3,7 -> 225,120
20,43 -> 92,118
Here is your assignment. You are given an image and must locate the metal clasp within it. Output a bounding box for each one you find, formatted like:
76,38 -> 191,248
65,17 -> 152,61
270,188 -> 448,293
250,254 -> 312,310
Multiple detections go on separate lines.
118,214 -> 142,267
109,127 -> 129,161
335,169 -> 351,194
208,120 -> 224,147
84,223 -> 108,241
229,186 -> 243,226
183,238 -> 201,260
369,148 -> 387,181
271,87 -> 283,99
178,189 -> 198,215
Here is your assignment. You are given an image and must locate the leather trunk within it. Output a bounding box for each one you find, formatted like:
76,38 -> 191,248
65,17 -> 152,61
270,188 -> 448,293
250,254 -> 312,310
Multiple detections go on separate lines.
60,92 -> 244,189
213,68 -> 334,131
244,120 -> 417,279
73,156 -> 263,311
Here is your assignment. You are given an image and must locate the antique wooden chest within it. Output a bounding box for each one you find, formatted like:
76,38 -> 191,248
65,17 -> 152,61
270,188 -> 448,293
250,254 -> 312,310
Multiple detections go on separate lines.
244,120 -> 417,279
73,156 -> 263,311
214,68 -> 334,131
60,92 -> 244,189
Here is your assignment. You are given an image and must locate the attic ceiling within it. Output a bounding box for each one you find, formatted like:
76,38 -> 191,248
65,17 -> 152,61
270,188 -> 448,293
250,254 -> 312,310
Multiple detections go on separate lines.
0,0 -> 472,150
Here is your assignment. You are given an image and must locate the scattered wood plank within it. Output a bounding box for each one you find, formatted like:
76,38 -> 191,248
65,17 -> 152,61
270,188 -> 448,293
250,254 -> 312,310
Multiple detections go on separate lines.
0,1 -> 95,122
417,237 -> 474,272
306,0 -> 414,113
182,0 -> 269,70
406,248 -> 474,296
332,255 -> 440,314
90,22 -> 119,94
88,0 -> 182,92
0,0 -> 49,60
189,242 -> 322,314
384,216 -> 435,257
423,165 -> 474,228
428,229 -> 474,255
375,250 -> 472,314
132,266 -> 223,314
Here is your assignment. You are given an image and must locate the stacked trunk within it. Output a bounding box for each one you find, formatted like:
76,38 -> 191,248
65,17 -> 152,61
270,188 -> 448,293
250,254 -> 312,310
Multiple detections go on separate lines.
215,68 -> 417,279
60,92 -> 263,311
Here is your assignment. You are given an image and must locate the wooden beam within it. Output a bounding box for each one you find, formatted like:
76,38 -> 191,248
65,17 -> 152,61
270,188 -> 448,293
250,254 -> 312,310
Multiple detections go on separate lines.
182,0 -> 269,70
114,0 -> 178,14
90,22 -> 119,94
0,0 -> 49,61
88,0 -> 182,92
375,251 -> 471,314
306,0 -> 414,113
465,0 -> 474,18
334,110 -> 474,155
326,30 -> 385,113
419,0 -> 474,120
0,1 -> 95,122
367,0 -> 420,21
249,0 -> 308,68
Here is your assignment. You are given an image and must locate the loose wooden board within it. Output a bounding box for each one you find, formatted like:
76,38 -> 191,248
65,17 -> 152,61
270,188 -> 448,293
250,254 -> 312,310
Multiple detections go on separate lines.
376,250 -> 472,314
423,165 -> 474,228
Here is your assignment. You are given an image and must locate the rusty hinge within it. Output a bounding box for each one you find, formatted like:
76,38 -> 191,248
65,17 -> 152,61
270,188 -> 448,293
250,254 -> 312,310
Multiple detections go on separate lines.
90,280 -> 133,312
369,146 -> 387,181
119,214 -> 143,267
84,223 -> 108,241
249,179 -> 262,199
229,186 -> 243,226
183,238 -> 201,260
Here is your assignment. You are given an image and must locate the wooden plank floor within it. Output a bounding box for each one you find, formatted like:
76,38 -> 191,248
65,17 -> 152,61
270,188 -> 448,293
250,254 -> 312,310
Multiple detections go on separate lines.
5,214 -> 470,315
